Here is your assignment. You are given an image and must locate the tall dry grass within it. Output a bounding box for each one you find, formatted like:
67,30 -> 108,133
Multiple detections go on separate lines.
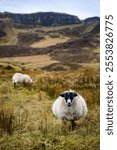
0,104 -> 15,135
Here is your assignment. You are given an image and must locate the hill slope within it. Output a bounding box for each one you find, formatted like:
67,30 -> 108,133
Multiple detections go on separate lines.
0,12 -> 100,71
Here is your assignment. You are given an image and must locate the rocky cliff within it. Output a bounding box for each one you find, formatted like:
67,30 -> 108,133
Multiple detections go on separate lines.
0,12 -> 80,26
84,16 -> 100,24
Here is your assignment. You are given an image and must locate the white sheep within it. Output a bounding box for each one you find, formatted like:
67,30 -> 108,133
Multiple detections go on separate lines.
52,89 -> 88,129
12,73 -> 33,87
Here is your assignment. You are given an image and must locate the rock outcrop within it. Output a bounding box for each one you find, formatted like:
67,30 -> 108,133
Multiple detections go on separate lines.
84,17 -> 100,24
0,12 -> 81,26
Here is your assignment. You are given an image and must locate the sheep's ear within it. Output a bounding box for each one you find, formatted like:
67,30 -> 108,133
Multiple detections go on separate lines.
60,93 -> 65,97
73,92 -> 78,97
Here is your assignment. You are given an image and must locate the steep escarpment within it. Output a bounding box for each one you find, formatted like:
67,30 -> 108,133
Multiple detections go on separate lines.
0,12 -> 80,26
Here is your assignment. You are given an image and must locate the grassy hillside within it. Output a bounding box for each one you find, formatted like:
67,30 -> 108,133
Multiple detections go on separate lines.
0,68 -> 100,150
0,22 -> 100,70
0,18 -> 100,149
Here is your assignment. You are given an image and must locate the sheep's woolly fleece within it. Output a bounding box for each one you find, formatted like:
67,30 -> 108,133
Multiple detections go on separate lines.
52,90 -> 88,121
12,73 -> 33,85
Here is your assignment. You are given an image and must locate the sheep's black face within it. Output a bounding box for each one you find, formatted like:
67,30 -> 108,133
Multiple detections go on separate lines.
60,92 -> 78,107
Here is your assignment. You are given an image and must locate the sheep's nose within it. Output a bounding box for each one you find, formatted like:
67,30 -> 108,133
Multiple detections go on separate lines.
67,99 -> 72,107
67,103 -> 71,107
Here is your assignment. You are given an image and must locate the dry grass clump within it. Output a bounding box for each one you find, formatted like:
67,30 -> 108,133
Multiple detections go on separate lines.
0,103 -> 15,135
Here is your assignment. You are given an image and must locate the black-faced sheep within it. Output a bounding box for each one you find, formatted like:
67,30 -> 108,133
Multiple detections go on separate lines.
12,73 -> 33,87
52,90 -> 88,130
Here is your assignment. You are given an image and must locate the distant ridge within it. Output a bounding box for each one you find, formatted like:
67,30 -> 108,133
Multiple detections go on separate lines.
84,16 -> 100,24
0,11 -> 81,27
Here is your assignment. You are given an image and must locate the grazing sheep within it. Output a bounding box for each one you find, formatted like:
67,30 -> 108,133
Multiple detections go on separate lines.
12,73 -> 33,87
52,89 -> 88,130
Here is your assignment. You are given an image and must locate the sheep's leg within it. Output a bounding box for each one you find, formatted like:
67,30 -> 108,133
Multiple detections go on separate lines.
23,82 -> 26,87
14,82 -> 16,87
62,119 -> 67,128
62,119 -> 69,132
71,120 -> 75,130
